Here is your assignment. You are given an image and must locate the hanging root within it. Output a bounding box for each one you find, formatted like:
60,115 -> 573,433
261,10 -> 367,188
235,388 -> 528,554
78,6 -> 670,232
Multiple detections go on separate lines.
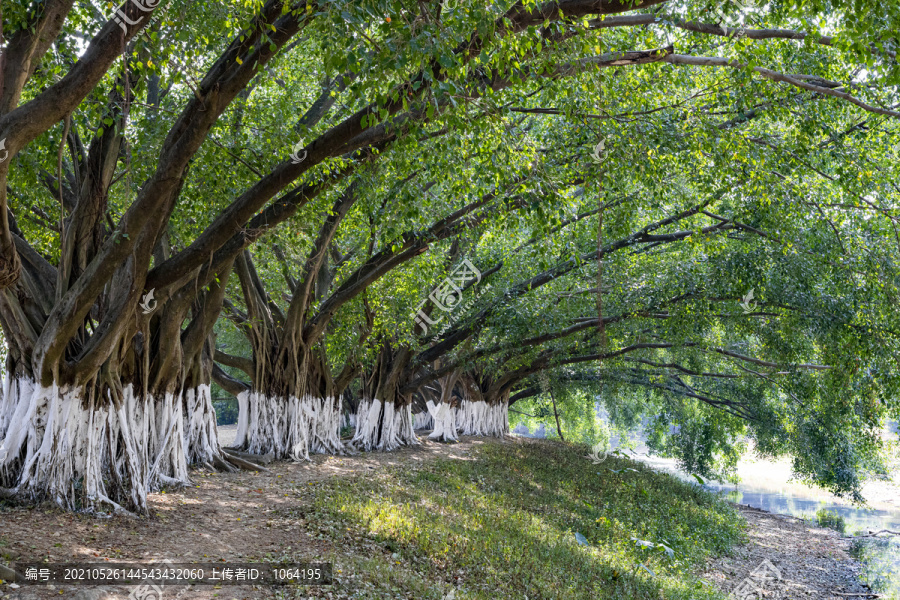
309,396 -> 345,454
183,385 -> 224,463
232,390 -> 250,449
412,411 -> 433,430
350,398 -> 381,450
340,411 -> 357,431
141,388 -> 191,490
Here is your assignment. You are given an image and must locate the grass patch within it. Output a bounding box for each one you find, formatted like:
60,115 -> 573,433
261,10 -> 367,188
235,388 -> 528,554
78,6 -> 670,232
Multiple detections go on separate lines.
815,508 -> 847,534
298,439 -> 745,599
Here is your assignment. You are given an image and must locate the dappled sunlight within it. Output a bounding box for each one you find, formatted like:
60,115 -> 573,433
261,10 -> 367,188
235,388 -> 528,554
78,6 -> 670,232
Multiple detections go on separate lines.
303,438 -> 743,598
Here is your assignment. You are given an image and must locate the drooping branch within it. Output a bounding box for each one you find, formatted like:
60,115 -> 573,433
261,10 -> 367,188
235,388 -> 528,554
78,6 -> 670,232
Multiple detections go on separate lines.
662,54 -> 900,119
710,347 -> 831,371
144,0 -> 672,292
589,14 -> 897,61
302,182 -> 537,345
418,196 -> 727,365
280,178 -> 363,344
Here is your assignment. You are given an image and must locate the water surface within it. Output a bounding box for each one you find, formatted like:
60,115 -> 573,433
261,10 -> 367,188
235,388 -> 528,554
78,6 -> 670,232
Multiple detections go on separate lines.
632,448 -> 900,598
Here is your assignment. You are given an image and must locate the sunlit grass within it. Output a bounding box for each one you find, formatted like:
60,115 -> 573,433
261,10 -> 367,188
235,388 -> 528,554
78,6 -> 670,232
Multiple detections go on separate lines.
298,439 -> 745,599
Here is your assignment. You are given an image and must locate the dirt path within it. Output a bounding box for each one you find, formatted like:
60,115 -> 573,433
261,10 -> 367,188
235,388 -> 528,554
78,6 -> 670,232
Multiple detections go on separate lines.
0,435 -> 877,599
0,436 -> 491,600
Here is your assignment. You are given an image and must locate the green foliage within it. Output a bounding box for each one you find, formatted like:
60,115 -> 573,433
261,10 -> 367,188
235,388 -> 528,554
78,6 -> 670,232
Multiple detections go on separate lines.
302,439 -> 745,599
5,0 -> 900,503
511,387 -> 609,445
815,508 -> 847,534
212,396 -> 239,426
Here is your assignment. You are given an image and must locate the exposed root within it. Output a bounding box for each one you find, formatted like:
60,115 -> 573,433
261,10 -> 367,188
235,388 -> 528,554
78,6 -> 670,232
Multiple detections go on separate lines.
222,447 -> 275,465
221,453 -> 271,473
0,379 -> 199,514
183,385 -> 225,464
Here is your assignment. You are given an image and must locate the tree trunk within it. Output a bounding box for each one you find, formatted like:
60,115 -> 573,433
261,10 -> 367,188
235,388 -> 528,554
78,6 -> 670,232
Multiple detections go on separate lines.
350,341 -> 418,451
181,338 -> 234,467
457,373 -> 509,438
0,367 -> 193,515
424,367 -> 461,443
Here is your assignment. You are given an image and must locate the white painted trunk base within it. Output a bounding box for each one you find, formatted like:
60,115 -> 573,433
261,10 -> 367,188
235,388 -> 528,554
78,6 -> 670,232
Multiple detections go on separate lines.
0,371 -> 16,440
233,390 -> 250,449
350,399 -> 418,452
339,412 -> 357,431
0,379 -> 191,514
412,411 -> 433,430
427,400 -> 458,442
230,393 -> 343,459
144,388 -> 191,489
455,400 -> 509,437
182,385 -> 223,464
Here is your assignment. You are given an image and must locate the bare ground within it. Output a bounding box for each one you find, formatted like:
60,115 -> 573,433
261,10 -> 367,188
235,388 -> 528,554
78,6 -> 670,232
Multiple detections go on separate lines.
0,434 -> 491,600
703,505 -> 879,599
0,433 -> 877,599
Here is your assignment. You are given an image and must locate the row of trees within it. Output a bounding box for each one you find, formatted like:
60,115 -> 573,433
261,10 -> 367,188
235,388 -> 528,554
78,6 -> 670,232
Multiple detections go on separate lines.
0,0 -> 897,513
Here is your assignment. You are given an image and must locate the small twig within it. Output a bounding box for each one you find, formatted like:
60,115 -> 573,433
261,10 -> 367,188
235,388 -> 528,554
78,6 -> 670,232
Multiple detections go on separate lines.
205,135 -> 264,177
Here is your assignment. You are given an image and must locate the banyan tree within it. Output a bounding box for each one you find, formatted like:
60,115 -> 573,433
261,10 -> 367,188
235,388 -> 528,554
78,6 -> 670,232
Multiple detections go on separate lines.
0,0 -> 897,513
